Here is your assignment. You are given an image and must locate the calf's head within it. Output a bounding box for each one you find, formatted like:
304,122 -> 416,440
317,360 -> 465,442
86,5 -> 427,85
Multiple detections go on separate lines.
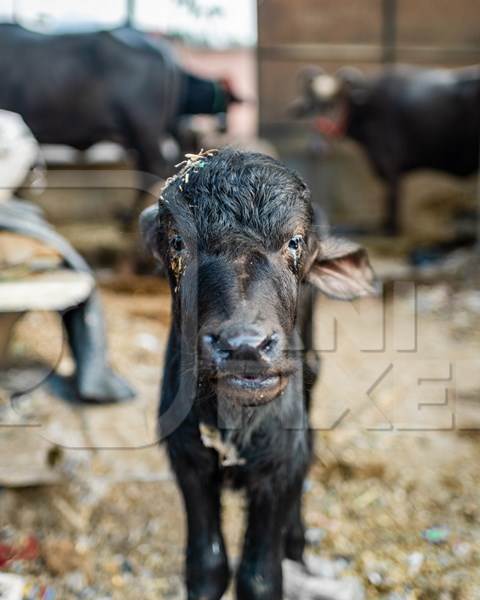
289,66 -> 367,122
180,74 -> 243,117
141,149 -> 376,406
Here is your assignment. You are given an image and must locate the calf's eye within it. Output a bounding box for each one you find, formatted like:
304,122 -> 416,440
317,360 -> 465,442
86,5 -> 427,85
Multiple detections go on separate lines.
288,235 -> 303,252
170,235 -> 184,253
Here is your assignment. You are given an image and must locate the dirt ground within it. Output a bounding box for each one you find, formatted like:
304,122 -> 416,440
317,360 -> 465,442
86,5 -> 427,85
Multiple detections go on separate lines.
1,254 -> 480,599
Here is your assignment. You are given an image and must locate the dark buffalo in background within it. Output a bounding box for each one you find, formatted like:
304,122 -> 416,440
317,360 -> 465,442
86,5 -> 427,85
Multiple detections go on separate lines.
291,65 -> 480,234
0,23 -> 241,184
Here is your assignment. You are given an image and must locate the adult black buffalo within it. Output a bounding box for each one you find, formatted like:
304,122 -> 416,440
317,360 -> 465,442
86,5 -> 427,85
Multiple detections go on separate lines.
141,148 -> 377,599
291,65 -> 480,233
0,23 -> 240,184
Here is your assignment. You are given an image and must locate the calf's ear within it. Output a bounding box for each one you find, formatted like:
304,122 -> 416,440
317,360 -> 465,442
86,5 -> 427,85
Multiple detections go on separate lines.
139,204 -> 161,260
306,238 -> 378,300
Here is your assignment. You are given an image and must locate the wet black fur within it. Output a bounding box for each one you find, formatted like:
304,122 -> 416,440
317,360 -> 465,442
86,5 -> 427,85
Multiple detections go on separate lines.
144,150 -> 322,600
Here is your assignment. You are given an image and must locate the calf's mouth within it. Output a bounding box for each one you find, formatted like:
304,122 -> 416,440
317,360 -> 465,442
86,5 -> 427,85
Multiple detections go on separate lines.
213,365 -> 293,406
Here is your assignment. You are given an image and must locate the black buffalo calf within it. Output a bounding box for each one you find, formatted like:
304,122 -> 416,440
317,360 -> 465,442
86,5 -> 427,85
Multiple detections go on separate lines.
141,148 -> 376,599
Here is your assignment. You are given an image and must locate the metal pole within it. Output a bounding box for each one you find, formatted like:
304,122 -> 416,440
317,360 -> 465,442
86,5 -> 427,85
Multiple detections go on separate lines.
476,136 -> 480,255
125,0 -> 135,27
256,0 -> 262,137
382,0 -> 397,64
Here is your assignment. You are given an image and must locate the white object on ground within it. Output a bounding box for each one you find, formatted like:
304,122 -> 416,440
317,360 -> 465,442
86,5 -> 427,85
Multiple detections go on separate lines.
283,558 -> 365,600
0,573 -> 25,600
134,332 -> 161,353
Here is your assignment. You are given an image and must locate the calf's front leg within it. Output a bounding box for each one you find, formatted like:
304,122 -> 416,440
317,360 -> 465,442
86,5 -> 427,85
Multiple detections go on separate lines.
285,493 -> 306,563
237,482 -> 302,600
173,456 -> 230,600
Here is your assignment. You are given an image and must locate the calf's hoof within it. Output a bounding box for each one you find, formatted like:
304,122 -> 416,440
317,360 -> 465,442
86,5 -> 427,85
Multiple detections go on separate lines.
187,556 -> 230,600
236,568 -> 282,600
285,528 -> 305,563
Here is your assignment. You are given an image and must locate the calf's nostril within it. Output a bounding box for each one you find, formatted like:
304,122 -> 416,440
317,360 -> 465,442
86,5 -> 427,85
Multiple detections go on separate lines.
202,334 -> 217,347
202,334 -> 217,354
202,334 -> 231,362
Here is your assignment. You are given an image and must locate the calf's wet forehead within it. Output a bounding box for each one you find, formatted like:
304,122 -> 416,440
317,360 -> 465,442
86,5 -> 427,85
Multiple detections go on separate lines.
162,151 -> 312,247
